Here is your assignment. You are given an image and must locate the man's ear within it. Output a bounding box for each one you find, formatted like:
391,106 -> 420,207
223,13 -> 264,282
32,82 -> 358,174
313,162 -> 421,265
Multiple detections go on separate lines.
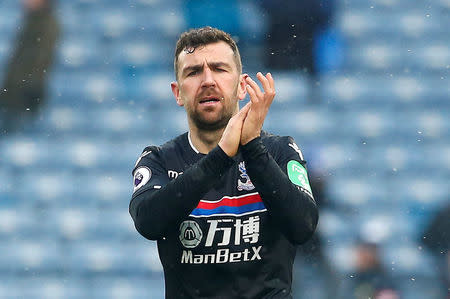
171,81 -> 184,106
237,74 -> 248,101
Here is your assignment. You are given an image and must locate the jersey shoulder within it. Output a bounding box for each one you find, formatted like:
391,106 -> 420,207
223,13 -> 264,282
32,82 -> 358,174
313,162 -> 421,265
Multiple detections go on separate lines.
260,131 -> 295,146
133,145 -> 162,174
133,133 -> 188,171
159,132 -> 188,154
260,131 -> 305,162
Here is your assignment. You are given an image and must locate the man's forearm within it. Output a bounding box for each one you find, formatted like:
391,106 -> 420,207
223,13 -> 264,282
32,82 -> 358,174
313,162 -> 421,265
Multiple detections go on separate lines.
129,146 -> 235,240
241,137 -> 319,244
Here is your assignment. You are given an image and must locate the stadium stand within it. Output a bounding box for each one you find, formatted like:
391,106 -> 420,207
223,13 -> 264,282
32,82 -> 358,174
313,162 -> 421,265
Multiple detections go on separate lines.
0,0 -> 448,298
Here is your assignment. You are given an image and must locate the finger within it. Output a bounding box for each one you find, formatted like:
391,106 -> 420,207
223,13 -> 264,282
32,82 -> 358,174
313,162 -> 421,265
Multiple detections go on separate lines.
267,72 -> 275,90
246,85 -> 259,104
257,72 -> 271,94
229,102 -> 251,131
237,101 -> 251,118
230,102 -> 251,124
265,73 -> 276,105
245,76 -> 264,99
241,101 -> 251,113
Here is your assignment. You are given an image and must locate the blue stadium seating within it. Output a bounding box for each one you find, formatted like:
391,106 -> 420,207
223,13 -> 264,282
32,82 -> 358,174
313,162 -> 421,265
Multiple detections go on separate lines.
14,276 -> 88,299
0,0 -> 448,297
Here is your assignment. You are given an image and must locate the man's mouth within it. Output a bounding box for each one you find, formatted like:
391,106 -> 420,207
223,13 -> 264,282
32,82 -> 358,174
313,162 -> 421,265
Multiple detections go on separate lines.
199,96 -> 221,104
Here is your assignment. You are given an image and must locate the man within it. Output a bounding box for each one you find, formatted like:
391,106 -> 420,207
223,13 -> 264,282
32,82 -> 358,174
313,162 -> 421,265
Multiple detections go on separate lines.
259,0 -> 335,103
129,27 -> 318,298
421,202 -> 450,297
0,0 -> 59,134
338,241 -> 399,299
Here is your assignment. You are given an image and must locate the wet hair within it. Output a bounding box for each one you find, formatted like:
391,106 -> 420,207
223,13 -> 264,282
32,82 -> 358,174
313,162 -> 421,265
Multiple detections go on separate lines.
174,26 -> 242,80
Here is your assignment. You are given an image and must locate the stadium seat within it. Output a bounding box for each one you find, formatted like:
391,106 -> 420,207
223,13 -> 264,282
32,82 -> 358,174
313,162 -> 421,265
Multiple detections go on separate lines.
183,0 -> 241,38
345,41 -> 403,71
93,208 -> 138,240
74,171 -> 132,208
318,208 -> 354,242
130,71 -> 175,104
65,241 -> 124,275
326,175 -> 389,208
0,207 -> 42,241
0,168 -> 14,206
57,36 -> 103,68
90,275 -> 165,299
383,243 -> 436,276
65,240 -> 162,275
0,238 -> 63,274
267,71 -> 309,105
0,0 -> 448,296
15,276 -> 88,299
323,242 -> 357,274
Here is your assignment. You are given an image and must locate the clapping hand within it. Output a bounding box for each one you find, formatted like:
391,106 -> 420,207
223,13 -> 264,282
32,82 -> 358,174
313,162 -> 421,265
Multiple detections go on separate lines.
241,72 -> 275,145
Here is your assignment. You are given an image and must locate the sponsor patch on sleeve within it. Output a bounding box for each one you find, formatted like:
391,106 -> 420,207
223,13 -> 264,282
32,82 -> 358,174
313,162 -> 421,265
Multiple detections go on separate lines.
133,166 -> 151,192
287,160 -> 312,193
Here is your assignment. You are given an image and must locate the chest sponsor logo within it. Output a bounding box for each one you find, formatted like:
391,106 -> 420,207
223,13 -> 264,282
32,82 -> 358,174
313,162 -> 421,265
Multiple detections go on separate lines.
237,162 -> 255,191
179,220 -> 203,248
181,245 -> 262,264
180,215 -> 263,264
189,192 -> 266,218
204,216 -> 260,246
133,166 -> 151,192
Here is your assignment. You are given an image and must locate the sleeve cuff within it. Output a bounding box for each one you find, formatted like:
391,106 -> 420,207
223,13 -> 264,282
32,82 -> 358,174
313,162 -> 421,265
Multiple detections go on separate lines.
241,137 -> 267,159
202,145 -> 236,176
212,145 -> 236,166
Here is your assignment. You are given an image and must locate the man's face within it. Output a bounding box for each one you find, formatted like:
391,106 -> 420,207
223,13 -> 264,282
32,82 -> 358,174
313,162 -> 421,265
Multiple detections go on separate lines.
23,0 -> 47,11
171,41 -> 246,131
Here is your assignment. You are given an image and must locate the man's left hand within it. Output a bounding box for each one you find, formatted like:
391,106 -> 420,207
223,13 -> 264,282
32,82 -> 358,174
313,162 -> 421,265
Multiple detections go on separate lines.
241,72 -> 275,145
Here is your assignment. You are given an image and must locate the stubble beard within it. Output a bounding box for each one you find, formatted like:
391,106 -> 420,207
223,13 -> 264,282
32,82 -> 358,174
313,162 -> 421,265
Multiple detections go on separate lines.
190,105 -> 234,131
189,84 -> 239,132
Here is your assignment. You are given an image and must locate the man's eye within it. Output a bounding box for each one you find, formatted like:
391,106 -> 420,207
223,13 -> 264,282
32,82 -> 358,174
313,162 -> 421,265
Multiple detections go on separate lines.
187,71 -> 198,76
216,68 -> 226,72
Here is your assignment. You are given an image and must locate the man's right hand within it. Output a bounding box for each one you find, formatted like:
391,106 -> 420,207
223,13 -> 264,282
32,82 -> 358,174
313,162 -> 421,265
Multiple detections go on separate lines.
218,102 -> 251,157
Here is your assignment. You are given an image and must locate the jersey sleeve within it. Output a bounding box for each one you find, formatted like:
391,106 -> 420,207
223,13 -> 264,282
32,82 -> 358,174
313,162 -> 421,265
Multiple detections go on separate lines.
131,146 -> 169,197
129,145 -> 235,241
274,136 -> 314,199
240,136 -> 318,245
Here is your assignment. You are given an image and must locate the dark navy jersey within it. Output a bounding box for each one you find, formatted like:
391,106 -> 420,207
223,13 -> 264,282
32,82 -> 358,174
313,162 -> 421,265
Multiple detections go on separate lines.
129,131 -> 318,299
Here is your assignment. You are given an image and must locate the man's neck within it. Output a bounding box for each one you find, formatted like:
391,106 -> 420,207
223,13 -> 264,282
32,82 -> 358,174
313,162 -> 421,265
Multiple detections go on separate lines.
189,127 -> 225,154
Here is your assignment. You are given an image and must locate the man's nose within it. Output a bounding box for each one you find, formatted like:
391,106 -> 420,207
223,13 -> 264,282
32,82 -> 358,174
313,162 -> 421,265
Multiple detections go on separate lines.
201,67 -> 216,88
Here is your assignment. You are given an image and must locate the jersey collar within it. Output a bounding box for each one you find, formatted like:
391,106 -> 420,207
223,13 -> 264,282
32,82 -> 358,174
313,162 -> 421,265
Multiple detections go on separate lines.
187,131 -> 200,154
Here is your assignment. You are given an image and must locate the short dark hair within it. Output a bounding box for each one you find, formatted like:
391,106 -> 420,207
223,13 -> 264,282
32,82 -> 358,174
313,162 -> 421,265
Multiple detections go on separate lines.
174,26 -> 242,80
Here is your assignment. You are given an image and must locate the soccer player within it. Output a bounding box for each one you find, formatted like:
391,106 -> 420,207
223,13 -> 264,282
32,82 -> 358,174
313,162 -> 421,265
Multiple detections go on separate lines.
129,26 -> 318,298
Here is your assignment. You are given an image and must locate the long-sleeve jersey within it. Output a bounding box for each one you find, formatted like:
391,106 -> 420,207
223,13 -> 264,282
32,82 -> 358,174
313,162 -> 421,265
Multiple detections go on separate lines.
129,131 -> 318,299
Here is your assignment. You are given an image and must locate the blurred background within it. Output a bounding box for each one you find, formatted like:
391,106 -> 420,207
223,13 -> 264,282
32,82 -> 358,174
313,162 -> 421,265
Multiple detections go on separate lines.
0,0 -> 448,298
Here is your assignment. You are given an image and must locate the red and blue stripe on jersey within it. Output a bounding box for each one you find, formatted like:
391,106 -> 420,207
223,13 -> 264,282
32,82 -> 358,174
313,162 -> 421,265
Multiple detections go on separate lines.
190,193 -> 266,217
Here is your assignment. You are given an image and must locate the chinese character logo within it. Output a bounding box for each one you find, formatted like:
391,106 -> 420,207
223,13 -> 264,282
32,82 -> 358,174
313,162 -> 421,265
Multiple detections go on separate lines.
235,216 -> 260,244
205,216 -> 261,247
237,162 -> 255,191
179,220 -> 203,248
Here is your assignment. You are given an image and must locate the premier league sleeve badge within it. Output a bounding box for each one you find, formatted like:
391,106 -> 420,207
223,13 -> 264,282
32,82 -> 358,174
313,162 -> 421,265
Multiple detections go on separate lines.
133,166 -> 152,192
